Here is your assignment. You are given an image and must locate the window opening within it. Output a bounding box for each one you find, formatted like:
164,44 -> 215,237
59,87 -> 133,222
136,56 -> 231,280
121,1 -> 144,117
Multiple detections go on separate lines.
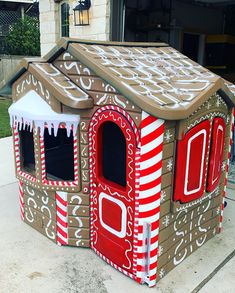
100,122 -> 126,187
61,2 -> 70,37
19,126 -> 36,175
44,128 -> 74,181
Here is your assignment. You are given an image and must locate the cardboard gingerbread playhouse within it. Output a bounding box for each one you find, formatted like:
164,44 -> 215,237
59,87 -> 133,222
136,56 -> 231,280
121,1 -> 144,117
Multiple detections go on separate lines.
8,38 -> 235,287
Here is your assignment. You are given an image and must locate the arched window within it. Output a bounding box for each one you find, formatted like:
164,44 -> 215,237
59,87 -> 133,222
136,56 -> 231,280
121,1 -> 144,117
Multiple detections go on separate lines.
99,121 -> 126,187
61,2 -> 70,37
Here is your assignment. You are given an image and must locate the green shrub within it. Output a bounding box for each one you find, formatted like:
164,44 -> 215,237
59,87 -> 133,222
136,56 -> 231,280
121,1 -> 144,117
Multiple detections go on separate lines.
0,99 -> 12,138
6,15 -> 40,56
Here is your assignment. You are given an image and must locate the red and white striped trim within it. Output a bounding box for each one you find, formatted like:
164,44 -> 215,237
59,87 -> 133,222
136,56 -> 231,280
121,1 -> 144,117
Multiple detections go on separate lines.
13,125 -> 37,182
13,126 -> 21,172
132,148 -> 141,277
219,108 -> 235,232
89,105 -> 141,281
136,111 -> 165,287
18,170 -> 37,182
40,127 -> 79,187
19,180 -> 24,220
56,191 -> 68,245
40,135 -> 46,181
73,136 -> 79,182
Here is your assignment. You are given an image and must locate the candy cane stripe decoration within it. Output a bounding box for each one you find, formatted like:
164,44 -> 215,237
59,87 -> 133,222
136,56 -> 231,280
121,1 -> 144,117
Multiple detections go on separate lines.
136,111 -> 165,287
13,126 -> 21,173
19,181 -> 24,220
40,135 -> 46,181
56,191 -> 68,245
219,108 -> 235,232
132,148 -> 141,276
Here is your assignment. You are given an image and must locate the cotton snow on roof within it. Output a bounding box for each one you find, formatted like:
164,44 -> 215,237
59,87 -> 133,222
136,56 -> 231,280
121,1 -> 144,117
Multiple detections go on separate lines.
8,90 -> 80,136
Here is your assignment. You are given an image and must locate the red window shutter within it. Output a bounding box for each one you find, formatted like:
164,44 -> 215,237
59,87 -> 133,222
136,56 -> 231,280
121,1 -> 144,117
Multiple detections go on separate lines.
207,117 -> 226,192
174,120 -> 210,203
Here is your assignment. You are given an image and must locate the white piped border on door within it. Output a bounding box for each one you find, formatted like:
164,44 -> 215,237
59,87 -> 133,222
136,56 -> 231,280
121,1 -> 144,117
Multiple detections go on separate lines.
99,192 -> 127,238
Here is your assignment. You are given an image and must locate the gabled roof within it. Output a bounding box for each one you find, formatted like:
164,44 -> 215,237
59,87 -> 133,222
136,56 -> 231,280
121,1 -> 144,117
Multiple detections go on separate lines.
28,62 -> 93,109
2,38 -> 235,120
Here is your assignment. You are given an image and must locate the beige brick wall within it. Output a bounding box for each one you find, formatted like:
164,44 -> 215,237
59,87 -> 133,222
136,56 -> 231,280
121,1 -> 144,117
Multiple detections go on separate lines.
39,0 -> 111,57
39,0 -> 60,56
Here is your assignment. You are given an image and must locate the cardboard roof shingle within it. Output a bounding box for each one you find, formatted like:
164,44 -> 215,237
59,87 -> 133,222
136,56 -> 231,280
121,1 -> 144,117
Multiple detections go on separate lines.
3,38 -> 235,120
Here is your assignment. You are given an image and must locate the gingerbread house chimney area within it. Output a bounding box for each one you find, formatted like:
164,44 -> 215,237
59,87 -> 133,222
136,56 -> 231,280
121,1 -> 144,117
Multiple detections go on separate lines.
7,38 -> 235,287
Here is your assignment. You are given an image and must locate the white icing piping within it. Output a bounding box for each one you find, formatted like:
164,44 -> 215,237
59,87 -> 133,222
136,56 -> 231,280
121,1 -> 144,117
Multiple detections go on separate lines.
78,44 -> 217,107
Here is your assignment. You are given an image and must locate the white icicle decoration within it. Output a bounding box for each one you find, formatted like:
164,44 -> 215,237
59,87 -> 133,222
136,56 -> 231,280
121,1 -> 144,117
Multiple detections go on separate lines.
9,90 -> 80,137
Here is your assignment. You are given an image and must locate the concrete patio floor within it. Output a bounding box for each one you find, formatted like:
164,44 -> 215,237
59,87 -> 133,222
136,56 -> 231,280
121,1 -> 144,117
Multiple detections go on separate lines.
0,136 -> 235,293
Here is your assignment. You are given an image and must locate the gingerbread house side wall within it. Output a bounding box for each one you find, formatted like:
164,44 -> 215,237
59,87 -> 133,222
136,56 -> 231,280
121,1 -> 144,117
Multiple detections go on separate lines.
156,93 -> 233,282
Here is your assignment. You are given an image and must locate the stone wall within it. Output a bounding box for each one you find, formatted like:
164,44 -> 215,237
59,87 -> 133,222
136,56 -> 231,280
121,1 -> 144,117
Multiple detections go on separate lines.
39,0 -> 111,57
69,0 -> 110,41
39,0 -> 60,56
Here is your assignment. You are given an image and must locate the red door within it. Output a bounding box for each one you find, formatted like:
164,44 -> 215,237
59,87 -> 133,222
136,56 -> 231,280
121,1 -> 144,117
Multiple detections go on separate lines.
207,117 -> 226,192
90,110 -> 137,273
174,120 -> 210,203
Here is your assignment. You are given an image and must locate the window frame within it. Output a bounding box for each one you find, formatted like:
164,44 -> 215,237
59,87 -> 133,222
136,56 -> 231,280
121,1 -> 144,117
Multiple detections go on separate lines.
39,125 -> 79,187
13,125 -> 37,182
60,1 -> 70,38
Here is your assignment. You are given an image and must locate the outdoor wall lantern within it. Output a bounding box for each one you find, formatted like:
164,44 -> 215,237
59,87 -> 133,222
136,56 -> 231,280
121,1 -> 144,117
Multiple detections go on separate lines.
73,0 -> 91,26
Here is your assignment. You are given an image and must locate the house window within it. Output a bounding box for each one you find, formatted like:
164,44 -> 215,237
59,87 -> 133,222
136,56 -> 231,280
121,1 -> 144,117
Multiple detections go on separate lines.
174,120 -> 211,203
44,128 -> 74,181
99,122 -> 126,187
19,127 -> 36,175
207,117 -> 226,192
61,2 -> 70,37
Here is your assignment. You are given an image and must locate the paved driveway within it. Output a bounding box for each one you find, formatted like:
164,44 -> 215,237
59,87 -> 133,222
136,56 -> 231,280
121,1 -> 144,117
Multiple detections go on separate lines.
1,136 -> 235,293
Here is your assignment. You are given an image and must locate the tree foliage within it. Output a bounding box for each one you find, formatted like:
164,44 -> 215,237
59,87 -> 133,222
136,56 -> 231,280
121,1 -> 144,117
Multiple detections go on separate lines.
6,15 -> 40,56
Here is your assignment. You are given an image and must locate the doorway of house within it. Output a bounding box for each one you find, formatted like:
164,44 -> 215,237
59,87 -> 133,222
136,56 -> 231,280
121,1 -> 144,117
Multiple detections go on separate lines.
89,108 -> 139,274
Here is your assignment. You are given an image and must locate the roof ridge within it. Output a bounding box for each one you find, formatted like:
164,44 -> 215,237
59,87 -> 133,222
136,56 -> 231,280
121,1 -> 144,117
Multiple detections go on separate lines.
65,37 -> 168,48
